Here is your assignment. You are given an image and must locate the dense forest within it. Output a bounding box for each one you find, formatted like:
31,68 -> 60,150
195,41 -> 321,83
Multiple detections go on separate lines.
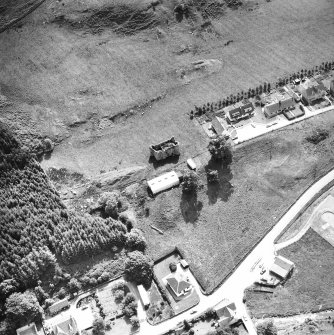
0,123 -> 142,291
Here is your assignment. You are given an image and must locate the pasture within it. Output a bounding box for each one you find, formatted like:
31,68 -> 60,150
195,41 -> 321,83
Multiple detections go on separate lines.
246,229 -> 334,317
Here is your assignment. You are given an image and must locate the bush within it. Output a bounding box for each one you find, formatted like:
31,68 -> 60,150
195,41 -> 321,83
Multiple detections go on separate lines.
130,315 -> 140,328
182,171 -> 199,193
126,228 -> 147,251
114,290 -> 124,302
57,288 -> 67,299
169,262 -> 177,272
124,251 -> 153,287
92,317 -> 105,335
207,169 -> 219,183
111,281 -> 126,293
257,320 -> 277,335
98,191 -> 129,219
208,136 -> 232,163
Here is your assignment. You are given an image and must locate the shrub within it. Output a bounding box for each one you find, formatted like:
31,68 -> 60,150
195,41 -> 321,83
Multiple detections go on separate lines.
124,251 -> 153,287
92,317 -> 105,335
57,288 -> 67,299
114,290 -> 124,302
130,315 -> 140,328
208,136 -> 232,163
207,169 -> 219,183
182,171 -> 199,193
169,262 -> 177,272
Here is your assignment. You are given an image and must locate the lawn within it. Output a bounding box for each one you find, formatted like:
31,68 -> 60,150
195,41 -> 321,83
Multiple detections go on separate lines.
246,229 -> 334,317
96,281 -> 128,319
1,0 -> 333,175
139,111 -> 334,294
146,281 -> 173,325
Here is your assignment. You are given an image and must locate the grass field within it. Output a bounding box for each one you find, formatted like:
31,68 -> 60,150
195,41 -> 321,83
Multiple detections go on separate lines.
246,229 -> 334,317
0,0 -> 333,176
139,111 -> 334,293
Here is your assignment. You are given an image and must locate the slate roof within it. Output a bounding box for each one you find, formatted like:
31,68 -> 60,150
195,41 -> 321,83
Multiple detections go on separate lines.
166,277 -> 191,295
52,315 -> 78,335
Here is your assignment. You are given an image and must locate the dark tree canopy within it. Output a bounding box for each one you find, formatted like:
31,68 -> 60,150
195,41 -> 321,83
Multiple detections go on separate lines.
5,292 -> 43,328
124,251 -> 153,287
257,320 -> 278,335
207,136 -> 232,163
182,171 -> 200,193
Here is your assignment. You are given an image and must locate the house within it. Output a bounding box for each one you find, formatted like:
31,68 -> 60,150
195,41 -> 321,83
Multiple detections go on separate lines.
48,299 -> 70,315
166,277 -> 192,298
16,323 -> 39,335
224,100 -> 254,123
51,315 -> 78,335
299,78 -> 326,105
147,171 -> 180,195
214,302 -> 238,327
149,137 -> 180,161
137,284 -> 150,309
263,90 -> 294,118
180,259 -> 189,269
270,255 -> 294,280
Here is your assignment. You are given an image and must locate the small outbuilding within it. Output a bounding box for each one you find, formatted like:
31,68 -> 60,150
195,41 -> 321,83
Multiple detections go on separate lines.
270,255 -> 294,280
48,298 -> 69,315
180,259 -> 189,269
147,171 -> 180,195
137,284 -> 150,309
187,158 -> 197,171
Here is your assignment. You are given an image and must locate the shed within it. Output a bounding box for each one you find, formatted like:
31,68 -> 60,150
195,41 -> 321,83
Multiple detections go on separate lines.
137,284 -> 150,308
270,255 -> 294,280
48,298 -> 69,315
180,259 -> 189,269
147,171 -> 180,195
187,158 -> 197,170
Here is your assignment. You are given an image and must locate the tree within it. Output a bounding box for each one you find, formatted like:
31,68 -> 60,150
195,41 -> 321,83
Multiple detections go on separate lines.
182,171 -> 199,193
0,279 -> 19,300
68,278 -> 81,295
169,262 -> 177,272
257,320 -> 277,335
126,228 -> 147,251
5,292 -> 43,328
207,169 -> 219,183
130,315 -> 140,328
124,251 -> 153,287
208,136 -> 232,163
92,317 -> 105,335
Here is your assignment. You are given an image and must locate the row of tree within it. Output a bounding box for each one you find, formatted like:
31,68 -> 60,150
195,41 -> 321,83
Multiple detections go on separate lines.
191,60 -> 334,117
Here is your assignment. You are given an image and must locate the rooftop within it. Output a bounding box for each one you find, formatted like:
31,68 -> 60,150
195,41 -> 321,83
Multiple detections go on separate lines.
16,323 -> 38,335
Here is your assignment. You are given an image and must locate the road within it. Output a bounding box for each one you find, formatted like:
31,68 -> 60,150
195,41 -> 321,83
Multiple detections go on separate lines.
138,167 -> 334,335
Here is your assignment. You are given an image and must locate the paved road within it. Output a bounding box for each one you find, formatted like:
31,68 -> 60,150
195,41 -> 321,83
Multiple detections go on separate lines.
138,167 -> 334,335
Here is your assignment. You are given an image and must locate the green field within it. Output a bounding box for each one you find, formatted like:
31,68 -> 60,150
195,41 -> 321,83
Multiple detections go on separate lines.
246,229 -> 334,317
139,112 -> 334,293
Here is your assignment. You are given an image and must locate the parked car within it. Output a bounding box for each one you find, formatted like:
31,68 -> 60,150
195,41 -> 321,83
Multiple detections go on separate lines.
299,104 -> 304,112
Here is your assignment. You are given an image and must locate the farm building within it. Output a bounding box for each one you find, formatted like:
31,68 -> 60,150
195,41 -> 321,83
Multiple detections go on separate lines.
16,323 -> 38,335
137,284 -> 150,308
147,171 -> 180,195
214,302 -> 238,327
211,116 -> 225,136
48,298 -> 69,315
50,315 -> 78,335
165,276 -> 192,298
263,89 -> 294,118
224,99 -> 254,122
299,78 -> 326,105
270,255 -> 294,280
149,137 -> 180,161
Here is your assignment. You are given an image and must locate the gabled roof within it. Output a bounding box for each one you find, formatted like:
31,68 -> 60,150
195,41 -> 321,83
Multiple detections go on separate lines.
166,277 -> 191,295
52,316 -> 78,335
215,302 -> 236,319
270,255 -> 294,279
16,323 -> 38,335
